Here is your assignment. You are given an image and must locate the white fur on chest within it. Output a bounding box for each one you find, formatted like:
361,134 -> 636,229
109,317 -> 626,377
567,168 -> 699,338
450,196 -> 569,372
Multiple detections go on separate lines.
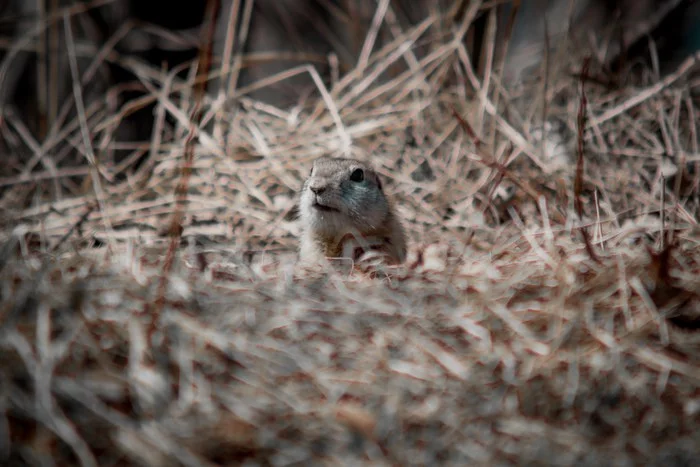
340,234 -> 388,261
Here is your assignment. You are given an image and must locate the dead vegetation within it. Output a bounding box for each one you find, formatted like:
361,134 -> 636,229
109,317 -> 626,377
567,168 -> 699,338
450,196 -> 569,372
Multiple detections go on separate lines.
2,1 -> 700,465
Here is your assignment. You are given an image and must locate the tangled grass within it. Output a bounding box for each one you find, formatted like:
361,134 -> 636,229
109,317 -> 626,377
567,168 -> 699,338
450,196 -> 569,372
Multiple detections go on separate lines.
1,1 -> 700,465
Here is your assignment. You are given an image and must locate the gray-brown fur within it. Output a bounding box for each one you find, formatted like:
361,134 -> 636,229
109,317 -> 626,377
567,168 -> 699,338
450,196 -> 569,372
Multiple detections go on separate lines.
298,157 -> 407,265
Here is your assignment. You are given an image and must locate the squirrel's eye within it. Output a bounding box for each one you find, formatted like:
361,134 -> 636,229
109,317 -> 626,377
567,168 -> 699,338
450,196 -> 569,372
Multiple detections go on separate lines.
309,167 -> 314,177
350,168 -> 364,182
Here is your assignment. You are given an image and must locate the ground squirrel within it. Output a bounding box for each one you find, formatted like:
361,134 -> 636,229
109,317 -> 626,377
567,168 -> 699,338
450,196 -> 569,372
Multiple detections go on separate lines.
298,157 -> 407,265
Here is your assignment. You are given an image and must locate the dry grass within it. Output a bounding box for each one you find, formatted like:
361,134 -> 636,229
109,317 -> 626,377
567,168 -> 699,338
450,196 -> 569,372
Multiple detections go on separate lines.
2,1 -> 700,465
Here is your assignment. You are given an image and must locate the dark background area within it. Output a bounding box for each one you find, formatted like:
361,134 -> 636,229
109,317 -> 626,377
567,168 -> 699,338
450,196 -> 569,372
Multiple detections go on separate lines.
0,0 -> 699,186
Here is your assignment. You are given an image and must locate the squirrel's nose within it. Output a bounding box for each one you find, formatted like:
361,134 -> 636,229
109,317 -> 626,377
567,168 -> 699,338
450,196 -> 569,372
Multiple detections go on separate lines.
310,185 -> 326,195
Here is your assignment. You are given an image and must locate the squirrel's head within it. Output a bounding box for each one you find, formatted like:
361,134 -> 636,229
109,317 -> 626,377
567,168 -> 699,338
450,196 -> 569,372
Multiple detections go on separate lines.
300,157 -> 389,237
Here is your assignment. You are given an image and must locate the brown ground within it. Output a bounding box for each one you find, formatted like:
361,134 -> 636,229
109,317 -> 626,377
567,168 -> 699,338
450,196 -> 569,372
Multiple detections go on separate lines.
2,2 -> 700,466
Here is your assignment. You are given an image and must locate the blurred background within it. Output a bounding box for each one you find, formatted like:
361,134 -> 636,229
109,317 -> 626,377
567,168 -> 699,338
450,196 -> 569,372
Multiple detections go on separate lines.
1,0 -> 699,168
2,4 -> 700,465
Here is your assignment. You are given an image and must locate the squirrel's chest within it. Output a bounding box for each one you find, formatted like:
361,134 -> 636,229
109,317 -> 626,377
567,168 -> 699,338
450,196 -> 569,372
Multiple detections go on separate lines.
329,233 -> 390,261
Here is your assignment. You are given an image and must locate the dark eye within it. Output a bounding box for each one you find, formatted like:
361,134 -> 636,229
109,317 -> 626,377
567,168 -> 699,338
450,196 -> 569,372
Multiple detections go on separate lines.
350,168 -> 364,182
309,166 -> 314,177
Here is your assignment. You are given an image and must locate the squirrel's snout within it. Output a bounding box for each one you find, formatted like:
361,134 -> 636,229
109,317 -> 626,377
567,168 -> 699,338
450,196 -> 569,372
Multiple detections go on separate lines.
309,184 -> 326,195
